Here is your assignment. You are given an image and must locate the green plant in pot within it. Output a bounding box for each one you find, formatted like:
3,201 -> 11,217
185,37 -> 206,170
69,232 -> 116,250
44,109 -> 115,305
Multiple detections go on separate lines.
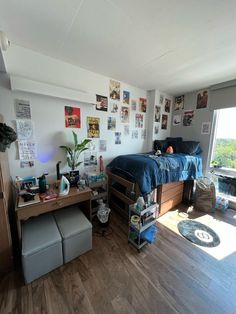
60,131 -> 91,185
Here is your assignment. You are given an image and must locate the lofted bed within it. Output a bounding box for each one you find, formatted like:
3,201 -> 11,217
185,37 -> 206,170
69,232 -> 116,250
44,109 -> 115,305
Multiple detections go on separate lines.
107,139 -> 203,218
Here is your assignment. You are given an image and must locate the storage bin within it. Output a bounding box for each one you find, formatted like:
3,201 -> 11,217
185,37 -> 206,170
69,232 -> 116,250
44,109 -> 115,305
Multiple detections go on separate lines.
22,214 -> 63,284
54,207 -> 92,263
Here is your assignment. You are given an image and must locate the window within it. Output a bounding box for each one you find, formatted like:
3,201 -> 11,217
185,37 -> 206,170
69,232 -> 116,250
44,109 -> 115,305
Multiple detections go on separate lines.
211,107 -> 236,171
210,107 -> 236,199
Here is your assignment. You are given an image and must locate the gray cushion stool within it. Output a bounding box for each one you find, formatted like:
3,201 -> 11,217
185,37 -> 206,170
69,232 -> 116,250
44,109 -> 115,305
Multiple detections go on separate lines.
54,207 -> 92,263
22,214 -> 63,284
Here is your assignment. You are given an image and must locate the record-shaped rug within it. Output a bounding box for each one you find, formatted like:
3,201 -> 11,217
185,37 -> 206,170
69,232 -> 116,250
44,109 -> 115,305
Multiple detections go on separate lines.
177,220 -> 220,247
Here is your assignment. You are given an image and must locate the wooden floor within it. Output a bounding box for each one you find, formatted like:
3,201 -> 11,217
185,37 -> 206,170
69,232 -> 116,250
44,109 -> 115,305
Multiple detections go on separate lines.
1,205 -> 236,314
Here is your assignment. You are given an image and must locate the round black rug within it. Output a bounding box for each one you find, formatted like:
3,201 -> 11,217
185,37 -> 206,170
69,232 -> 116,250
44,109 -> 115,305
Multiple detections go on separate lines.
177,220 -> 220,247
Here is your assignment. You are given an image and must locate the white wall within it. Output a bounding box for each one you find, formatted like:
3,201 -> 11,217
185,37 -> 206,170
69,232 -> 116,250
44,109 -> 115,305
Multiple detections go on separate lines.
147,89 -> 172,151
0,46 -> 149,182
0,74 -> 148,182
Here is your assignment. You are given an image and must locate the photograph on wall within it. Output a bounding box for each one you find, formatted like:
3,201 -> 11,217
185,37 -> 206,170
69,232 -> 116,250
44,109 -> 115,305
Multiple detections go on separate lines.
201,122 -> 211,134
131,130 -> 138,139
99,140 -> 107,152
135,114 -> 144,128
154,124 -> 159,135
15,99 -> 31,119
139,98 -> 147,112
65,106 -> 81,128
107,117 -> 116,131
131,100 -> 137,111
159,94 -> 164,105
164,98 -> 171,113
183,110 -> 195,126
124,125 -> 130,136
196,90 -> 208,109
154,105 -> 161,122
109,79 -> 120,100
115,132 -> 121,144
173,114 -> 182,126
123,90 -> 130,105
20,160 -> 34,168
18,140 -> 37,160
174,95 -> 184,110
141,129 -> 147,139
161,114 -> 168,130
120,106 -> 129,123
110,102 -> 119,113
16,119 -> 34,140
84,151 -> 98,166
96,94 -> 108,111
87,116 -> 100,138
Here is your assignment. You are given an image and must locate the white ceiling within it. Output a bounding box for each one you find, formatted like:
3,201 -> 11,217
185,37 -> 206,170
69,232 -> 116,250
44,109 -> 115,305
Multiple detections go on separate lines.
1,0 -> 236,95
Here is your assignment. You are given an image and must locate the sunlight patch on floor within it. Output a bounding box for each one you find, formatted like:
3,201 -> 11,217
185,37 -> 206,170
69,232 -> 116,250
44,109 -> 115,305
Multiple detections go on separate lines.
157,207 -> 236,261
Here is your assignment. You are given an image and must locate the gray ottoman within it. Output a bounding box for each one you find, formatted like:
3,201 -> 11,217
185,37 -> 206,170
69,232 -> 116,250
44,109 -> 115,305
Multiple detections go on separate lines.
22,214 -> 63,284
54,207 -> 92,263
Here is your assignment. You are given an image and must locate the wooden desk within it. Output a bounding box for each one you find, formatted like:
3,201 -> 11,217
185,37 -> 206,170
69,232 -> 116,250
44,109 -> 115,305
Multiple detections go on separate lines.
16,187 -> 92,237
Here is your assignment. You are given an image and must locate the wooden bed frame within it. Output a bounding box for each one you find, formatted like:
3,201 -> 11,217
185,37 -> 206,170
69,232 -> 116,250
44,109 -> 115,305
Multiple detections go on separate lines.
107,168 -> 194,219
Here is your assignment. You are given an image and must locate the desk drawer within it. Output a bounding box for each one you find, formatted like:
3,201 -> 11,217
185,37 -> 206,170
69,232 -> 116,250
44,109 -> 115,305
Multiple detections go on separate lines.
17,191 -> 91,221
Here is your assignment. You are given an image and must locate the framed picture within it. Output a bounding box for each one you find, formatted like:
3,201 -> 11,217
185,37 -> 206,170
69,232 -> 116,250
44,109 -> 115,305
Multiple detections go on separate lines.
201,122 -> 211,134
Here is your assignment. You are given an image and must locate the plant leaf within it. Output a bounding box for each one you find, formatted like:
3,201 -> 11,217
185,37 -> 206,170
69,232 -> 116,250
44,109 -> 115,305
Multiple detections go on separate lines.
72,131 -> 78,146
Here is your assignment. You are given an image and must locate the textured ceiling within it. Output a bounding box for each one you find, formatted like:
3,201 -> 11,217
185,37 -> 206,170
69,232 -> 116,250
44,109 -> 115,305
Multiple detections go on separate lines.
1,0 -> 236,95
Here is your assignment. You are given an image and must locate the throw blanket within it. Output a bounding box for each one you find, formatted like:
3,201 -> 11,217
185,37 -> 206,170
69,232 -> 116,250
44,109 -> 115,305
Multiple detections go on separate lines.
108,153 -> 202,195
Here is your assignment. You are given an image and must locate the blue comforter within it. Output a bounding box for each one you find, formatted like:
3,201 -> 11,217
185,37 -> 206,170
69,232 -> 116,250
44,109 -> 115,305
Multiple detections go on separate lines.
107,153 -> 202,195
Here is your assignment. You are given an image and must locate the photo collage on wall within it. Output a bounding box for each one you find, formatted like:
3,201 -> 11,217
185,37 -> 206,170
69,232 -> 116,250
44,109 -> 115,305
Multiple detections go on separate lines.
60,78 -> 148,164
172,90 -> 209,127
15,99 -> 36,167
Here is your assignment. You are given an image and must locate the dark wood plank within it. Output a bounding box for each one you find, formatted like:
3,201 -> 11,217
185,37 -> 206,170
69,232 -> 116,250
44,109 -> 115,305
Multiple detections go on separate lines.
1,205 -> 236,313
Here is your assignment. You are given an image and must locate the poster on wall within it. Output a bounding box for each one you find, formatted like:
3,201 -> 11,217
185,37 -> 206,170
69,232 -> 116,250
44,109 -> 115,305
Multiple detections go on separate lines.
87,117 -> 100,138
196,90 -> 208,109
109,79 -> 120,100
16,119 -> 34,140
159,94 -> 164,105
174,95 -> 184,110
123,91 -> 130,105
65,106 -> 80,128
99,140 -> 107,152
20,161 -> 34,168
131,130 -> 138,139
201,122 -> 211,134
183,110 -> 195,126
131,100 -> 137,111
164,98 -> 171,113
96,95 -> 108,111
18,140 -> 37,160
139,98 -> 147,112
115,132 -> 121,144
173,114 -> 182,126
124,125 -> 130,136
135,114 -> 144,128
141,129 -> 146,139
154,106 -> 161,122
161,114 -> 168,129
110,102 -> 119,113
154,124 -> 159,135
107,117 -> 116,130
84,151 -> 98,166
15,99 -> 31,119
120,106 -> 129,123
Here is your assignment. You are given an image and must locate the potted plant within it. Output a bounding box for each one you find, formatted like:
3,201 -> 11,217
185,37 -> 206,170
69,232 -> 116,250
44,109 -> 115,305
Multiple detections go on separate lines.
60,131 -> 91,184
